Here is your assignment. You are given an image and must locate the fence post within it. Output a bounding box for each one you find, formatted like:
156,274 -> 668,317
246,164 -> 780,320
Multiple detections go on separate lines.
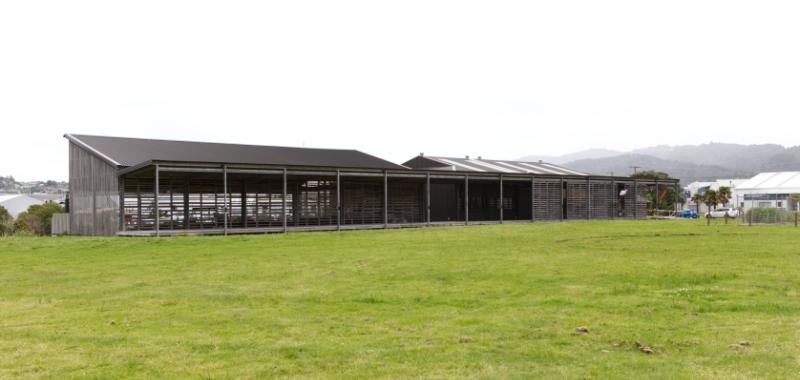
749,211 -> 751,227
725,212 -> 728,224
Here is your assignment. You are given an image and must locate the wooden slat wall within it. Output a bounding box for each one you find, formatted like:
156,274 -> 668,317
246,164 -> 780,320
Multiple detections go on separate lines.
566,181 -> 588,220
341,181 -> 384,225
387,182 -> 422,223
533,180 -> 562,221
589,181 -> 614,220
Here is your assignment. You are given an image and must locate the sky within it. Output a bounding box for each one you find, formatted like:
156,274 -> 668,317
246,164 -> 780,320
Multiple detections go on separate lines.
2,1 -> 799,181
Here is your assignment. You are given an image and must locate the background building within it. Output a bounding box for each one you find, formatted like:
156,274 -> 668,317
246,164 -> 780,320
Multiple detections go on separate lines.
0,194 -> 44,220
684,178 -> 749,213
733,172 -> 800,213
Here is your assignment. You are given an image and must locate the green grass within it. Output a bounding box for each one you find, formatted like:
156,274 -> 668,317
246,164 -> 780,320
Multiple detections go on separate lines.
1,220 -> 799,379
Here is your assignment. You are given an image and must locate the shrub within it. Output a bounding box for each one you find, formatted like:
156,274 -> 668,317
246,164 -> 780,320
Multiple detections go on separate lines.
13,217 -> 33,234
22,203 -> 64,236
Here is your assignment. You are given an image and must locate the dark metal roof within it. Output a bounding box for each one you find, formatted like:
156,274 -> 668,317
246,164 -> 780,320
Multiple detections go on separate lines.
402,155 -> 598,176
65,134 -> 409,170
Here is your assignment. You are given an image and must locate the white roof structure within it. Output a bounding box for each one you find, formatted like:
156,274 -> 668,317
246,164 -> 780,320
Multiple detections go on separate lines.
0,194 -> 45,220
736,172 -> 800,191
405,156 -> 597,176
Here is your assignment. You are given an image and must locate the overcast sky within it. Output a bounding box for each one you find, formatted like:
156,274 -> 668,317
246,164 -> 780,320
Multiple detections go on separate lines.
2,1 -> 799,181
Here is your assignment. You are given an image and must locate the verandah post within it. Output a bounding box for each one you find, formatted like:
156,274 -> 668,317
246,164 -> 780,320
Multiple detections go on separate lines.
561,178 -> 565,222
426,173 -> 430,226
587,177 -> 591,220
499,174 -> 504,224
531,176 -> 535,223
223,164 -> 227,236
654,179 -> 658,220
336,169 -> 341,231
283,168 -> 287,233
155,164 -> 160,238
633,179 -> 638,220
465,174 -> 469,225
384,171 -> 388,229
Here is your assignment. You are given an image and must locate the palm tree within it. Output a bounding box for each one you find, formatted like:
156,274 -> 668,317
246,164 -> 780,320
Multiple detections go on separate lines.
690,192 -> 705,215
717,186 -> 732,207
703,189 -> 718,212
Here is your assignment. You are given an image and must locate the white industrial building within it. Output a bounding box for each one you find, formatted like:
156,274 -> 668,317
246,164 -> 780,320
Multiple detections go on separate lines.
0,194 -> 45,220
733,172 -> 800,213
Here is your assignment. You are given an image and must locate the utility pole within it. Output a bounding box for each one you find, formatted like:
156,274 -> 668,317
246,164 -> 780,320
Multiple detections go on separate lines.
607,172 -> 614,177
629,166 -> 641,174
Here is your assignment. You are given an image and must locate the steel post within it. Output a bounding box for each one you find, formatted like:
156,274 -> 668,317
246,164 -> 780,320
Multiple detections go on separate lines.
336,170 -> 341,231
611,179 -> 616,219
634,179 -> 638,220
283,168 -> 287,233
531,176 -> 535,223
384,171 -> 388,228
119,177 -> 124,232
223,165 -> 227,236
561,178 -> 564,222
499,174 -> 503,224
465,174 -> 469,225
426,173 -> 430,226
587,178 -> 591,220
155,165 -> 160,238
654,179 -> 659,220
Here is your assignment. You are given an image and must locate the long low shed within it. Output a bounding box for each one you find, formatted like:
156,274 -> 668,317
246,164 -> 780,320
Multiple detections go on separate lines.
64,134 -> 679,237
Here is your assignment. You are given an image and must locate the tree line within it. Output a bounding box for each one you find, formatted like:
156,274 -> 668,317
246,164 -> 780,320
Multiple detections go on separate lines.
689,187 -> 733,212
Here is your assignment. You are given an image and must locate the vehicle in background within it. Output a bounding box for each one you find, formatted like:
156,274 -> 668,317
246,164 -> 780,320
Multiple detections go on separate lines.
676,209 -> 698,218
706,207 -> 739,219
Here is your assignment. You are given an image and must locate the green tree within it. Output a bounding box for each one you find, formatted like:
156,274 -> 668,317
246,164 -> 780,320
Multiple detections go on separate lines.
0,205 -> 12,236
24,203 -> 65,236
629,170 -> 686,211
13,216 -> 32,234
0,205 -> 11,223
703,189 -> 718,212
789,193 -> 800,212
690,192 -> 705,215
717,186 -> 732,207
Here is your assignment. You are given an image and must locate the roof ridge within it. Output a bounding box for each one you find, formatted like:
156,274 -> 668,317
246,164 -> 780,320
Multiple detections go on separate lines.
68,133 -> 362,153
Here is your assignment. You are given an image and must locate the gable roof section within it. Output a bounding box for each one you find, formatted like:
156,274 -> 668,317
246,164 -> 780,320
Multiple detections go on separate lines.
65,134 -> 408,170
402,156 -> 597,176
737,172 -> 800,190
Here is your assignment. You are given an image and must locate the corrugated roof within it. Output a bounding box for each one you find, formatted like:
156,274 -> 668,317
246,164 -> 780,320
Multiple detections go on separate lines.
65,134 -> 409,170
737,171 -> 800,190
402,156 -> 596,176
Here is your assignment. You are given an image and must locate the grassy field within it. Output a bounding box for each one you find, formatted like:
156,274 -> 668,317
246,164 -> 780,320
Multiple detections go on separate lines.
1,220 -> 799,379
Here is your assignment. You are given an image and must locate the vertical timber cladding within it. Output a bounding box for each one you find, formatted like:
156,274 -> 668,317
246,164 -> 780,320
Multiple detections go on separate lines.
615,181 -> 649,219
69,142 -> 119,236
533,179 -> 562,221
121,176 -> 343,230
565,181 -> 589,220
340,180 -> 423,225
589,181 -> 615,219
457,182 -> 523,221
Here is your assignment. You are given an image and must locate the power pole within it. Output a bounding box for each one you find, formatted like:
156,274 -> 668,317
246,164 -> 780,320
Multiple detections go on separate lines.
629,166 -> 641,174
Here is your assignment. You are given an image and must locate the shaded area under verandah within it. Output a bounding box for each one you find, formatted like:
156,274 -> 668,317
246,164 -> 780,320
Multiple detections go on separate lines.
116,163 -> 679,237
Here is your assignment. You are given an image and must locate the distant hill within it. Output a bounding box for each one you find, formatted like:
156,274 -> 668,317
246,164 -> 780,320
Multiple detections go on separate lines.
562,154 -> 755,184
517,148 -> 622,165
518,142 -> 800,184
628,143 -> 786,169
